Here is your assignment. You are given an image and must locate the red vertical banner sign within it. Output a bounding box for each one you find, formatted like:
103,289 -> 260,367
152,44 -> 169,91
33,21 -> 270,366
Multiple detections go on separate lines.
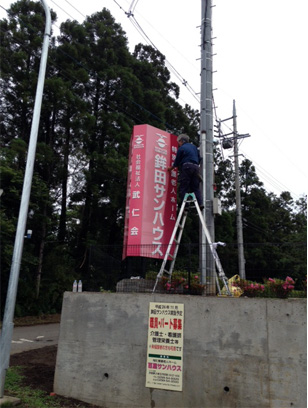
123,125 -> 178,259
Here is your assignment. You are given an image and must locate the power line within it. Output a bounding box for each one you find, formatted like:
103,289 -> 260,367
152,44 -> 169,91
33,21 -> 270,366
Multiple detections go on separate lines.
241,150 -> 302,200
1,19 -> 177,133
214,109 -> 303,199
112,0 -> 200,105
1,7 -> 182,132
47,0 -> 201,107
47,0 -> 200,124
63,0 -> 86,19
50,0 -> 76,21
3,1 -> 303,200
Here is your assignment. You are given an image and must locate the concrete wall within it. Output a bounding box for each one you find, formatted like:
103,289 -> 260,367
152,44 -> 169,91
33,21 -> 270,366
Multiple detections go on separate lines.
54,292 -> 306,408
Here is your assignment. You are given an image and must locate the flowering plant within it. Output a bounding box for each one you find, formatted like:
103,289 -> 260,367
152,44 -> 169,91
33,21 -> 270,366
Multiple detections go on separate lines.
234,281 -> 265,297
233,276 -> 295,298
188,275 -> 206,295
265,276 -> 295,298
163,276 -> 186,294
162,273 -> 205,295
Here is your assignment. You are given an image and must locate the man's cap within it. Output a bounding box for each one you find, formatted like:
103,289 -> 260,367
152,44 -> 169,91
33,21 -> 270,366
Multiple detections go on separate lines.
177,134 -> 190,143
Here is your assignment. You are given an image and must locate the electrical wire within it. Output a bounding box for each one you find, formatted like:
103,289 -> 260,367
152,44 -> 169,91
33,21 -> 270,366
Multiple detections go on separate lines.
2,1 -> 304,200
1,5 -> 186,132
2,0 -> 200,112
47,0 -> 202,108
128,0 -> 140,15
213,110 -> 303,200
48,0 -> 198,129
63,0 -> 86,19
0,5 -> 8,13
241,150 -> 302,200
49,0 -> 76,21
129,15 -> 200,104
112,0 -> 200,105
0,28 -> 121,119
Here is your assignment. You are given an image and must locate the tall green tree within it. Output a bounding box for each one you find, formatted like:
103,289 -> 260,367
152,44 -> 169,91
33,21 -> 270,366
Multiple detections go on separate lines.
1,1 -> 306,316
0,0 -> 60,313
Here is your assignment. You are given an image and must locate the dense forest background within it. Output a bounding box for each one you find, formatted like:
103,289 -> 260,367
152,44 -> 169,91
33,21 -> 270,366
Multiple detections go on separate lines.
0,0 -> 306,316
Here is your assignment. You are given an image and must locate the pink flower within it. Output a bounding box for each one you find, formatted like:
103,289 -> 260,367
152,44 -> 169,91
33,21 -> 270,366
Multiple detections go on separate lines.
194,275 -> 199,280
282,283 -> 294,291
184,285 -> 189,289
268,278 -> 275,283
166,283 -> 171,290
285,276 -> 295,284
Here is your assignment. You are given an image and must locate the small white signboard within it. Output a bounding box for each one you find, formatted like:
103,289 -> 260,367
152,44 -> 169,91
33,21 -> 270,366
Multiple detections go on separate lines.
145,302 -> 184,391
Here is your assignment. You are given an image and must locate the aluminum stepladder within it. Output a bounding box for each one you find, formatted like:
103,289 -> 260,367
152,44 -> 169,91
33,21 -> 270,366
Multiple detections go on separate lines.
152,192 -> 231,295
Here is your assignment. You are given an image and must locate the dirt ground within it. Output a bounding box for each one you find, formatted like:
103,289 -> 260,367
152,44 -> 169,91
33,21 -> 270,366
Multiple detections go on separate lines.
9,344 -> 101,408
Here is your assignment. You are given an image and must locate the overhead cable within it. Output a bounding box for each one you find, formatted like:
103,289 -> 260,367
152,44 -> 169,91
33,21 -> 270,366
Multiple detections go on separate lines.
112,0 -> 200,105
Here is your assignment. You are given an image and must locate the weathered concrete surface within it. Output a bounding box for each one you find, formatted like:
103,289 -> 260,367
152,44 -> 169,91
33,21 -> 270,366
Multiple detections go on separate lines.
54,292 -> 306,408
0,396 -> 21,406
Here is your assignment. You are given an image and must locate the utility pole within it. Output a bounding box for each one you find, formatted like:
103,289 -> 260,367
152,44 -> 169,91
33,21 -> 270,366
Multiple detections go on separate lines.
216,102 -> 249,279
0,0 -> 51,398
233,100 -> 246,279
200,0 -> 215,293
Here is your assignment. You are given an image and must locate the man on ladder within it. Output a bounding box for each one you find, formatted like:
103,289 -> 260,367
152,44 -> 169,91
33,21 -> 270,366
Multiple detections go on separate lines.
153,133 -> 231,295
167,133 -> 204,212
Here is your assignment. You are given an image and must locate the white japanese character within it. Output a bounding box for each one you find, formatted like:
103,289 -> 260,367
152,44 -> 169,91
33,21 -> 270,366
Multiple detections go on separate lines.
132,209 -> 140,217
132,191 -> 141,199
154,170 -> 166,185
153,212 -> 164,226
130,227 -> 139,236
154,154 -> 167,170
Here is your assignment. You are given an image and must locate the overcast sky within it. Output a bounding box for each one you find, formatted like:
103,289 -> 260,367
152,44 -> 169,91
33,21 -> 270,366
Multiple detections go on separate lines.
1,0 -> 307,200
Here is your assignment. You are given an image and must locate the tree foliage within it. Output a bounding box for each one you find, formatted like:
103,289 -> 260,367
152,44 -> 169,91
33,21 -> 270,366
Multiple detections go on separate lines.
0,1 -> 306,316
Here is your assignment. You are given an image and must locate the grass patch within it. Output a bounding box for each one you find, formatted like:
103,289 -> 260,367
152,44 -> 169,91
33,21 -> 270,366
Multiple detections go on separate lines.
4,366 -> 93,408
4,366 -> 61,408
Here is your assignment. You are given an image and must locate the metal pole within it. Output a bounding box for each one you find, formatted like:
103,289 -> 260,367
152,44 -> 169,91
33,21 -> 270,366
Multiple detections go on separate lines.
233,100 -> 246,279
0,0 -> 51,397
200,0 -> 215,293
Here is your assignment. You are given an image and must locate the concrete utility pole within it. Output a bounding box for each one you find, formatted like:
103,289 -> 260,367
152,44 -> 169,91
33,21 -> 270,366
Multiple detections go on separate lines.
200,0 -> 215,293
233,100 -> 246,279
0,0 -> 51,398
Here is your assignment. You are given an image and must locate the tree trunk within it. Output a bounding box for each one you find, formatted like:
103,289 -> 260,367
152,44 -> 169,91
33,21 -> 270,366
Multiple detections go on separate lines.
58,113 -> 70,242
36,206 -> 47,299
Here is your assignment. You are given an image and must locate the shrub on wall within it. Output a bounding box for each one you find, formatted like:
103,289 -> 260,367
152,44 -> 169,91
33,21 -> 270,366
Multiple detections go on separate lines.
233,276 -> 303,298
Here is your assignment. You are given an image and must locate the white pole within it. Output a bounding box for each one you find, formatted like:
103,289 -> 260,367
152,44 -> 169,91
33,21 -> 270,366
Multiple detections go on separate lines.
0,0 -> 51,397
200,0 -> 215,293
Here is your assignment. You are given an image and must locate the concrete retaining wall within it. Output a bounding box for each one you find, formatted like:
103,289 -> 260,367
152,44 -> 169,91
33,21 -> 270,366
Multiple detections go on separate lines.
54,292 -> 306,408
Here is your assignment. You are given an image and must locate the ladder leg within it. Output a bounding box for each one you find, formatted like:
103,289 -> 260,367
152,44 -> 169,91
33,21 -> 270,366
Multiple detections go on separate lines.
153,192 -> 231,296
193,195 -> 232,296
167,213 -> 188,277
152,198 -> 188,293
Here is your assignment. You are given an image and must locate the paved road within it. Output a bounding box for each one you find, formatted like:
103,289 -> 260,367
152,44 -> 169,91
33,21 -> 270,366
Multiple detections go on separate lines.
7,323 -> 60,355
